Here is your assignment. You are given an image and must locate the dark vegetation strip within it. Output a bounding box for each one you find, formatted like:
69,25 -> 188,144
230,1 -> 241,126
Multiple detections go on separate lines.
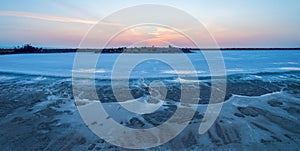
1,44 -> 299,55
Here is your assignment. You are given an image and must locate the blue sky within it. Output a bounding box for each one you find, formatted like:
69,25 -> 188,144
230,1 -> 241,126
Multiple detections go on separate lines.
0,0 -> 299,48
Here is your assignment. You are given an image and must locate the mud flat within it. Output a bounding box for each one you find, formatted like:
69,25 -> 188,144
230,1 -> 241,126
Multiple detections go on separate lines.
0,71 -> 300,150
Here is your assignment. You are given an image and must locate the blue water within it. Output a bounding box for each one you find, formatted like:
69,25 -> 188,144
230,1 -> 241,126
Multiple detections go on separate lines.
0,50 -> 299,79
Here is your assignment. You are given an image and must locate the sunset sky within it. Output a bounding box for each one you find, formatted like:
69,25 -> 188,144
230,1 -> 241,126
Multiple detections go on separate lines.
0,0 -> 299,48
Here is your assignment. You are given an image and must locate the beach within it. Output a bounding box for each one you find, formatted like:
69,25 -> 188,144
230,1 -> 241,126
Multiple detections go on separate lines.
0,51 -> 300,150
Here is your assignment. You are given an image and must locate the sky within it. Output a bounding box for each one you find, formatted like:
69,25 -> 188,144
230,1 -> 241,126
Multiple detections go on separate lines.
0,0 -> 299,48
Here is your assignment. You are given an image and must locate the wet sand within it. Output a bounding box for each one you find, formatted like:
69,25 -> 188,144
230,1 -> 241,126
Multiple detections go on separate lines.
0,71 -> 300,150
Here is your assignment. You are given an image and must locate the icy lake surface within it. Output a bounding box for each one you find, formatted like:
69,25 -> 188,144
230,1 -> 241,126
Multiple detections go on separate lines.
0,50 -> 299,79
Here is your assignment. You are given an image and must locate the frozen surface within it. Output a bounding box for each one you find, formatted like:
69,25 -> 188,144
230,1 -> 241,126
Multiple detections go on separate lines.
0,50 -> 299,79
0,51 -> 300,150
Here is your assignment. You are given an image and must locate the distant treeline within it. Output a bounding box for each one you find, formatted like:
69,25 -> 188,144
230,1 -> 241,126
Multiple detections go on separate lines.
0,44 -> 192,54
0,44 -> 299,55
0,44 -> 76,55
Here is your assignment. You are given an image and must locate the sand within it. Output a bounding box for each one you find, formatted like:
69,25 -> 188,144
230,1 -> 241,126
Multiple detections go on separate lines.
0,71 -> 300,150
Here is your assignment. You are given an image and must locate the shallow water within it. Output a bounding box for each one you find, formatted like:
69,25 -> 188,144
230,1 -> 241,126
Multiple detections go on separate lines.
0,50 -> 299,79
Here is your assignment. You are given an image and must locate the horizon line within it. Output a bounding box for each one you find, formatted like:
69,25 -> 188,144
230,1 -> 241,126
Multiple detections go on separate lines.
1,46 -> 300,50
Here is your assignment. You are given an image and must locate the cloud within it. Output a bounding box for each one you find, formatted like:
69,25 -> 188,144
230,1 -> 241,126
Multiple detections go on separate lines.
0,11 -> 98,25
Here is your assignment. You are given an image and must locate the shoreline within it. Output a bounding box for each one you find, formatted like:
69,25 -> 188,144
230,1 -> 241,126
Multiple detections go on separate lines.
0,71 -> 300,150
1,47 -> 300,55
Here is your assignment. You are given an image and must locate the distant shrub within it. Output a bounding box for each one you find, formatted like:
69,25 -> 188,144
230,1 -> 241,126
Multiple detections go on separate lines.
14,44 -> 43,53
